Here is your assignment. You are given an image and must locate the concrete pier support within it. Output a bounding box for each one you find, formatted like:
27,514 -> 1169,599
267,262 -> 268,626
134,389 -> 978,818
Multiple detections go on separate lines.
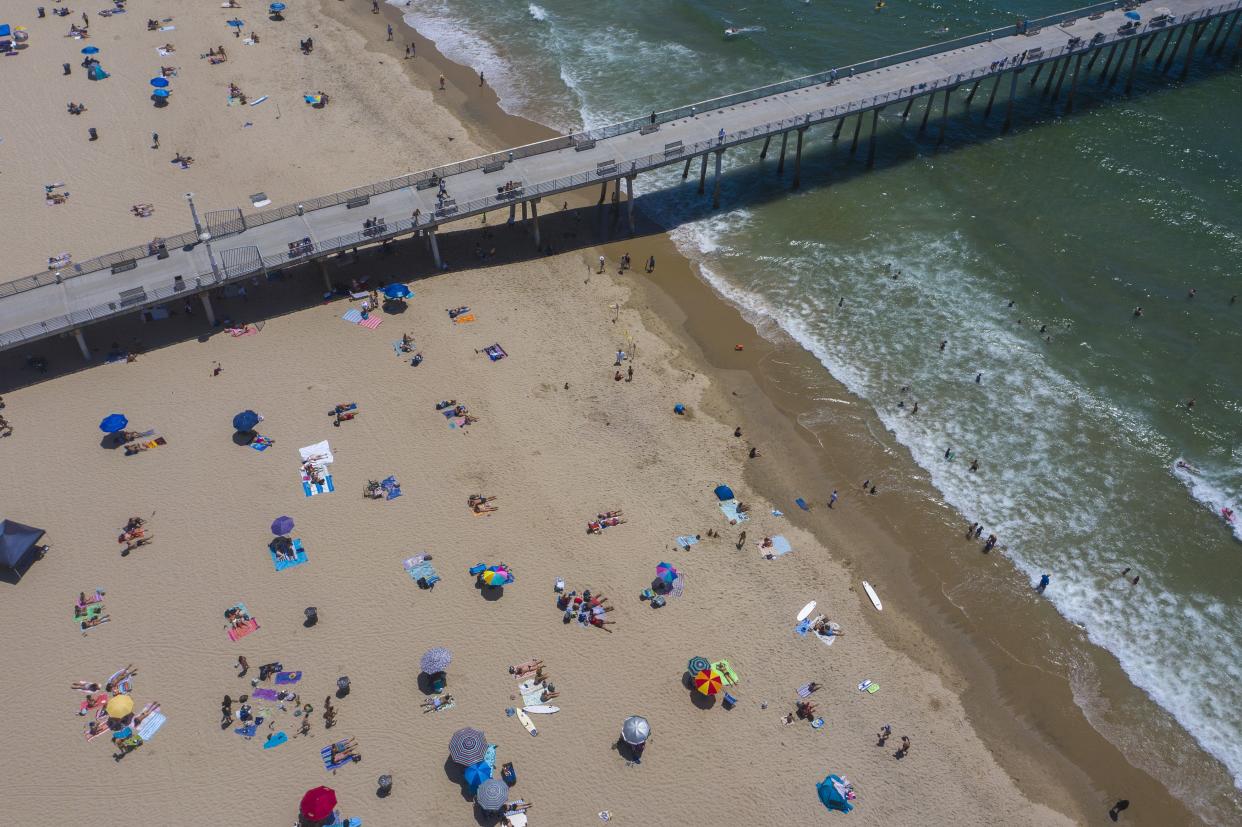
984,73 -> 1002,119
428,228 -> 442,269
1003,69 -> 1022,133
866,107 -> 882,168
317,259 -> 332,292
937,87 -> 954,146
598,181 -> 608,204
832,118 -> 845,140
1108,39 -> 1132,87
625,176 -> 635,234
792,129 -> 805,189
1180,21 -> 1207,80
698,153 -> 708,194
1125,36 -> 1146,94
682,157 -> 692,179
965,78 -> 982,106
1205,12 -> 1230,53
1050,55 -> 1071,101
74,329 -> 89,360
1162,24 -> 1189,72
918,90 -> 935,136
711,149 -> 724,208
1086,43 -> 1105,72
1153,27 -> 1177,65
849,113 -> 863,154
1041,57 -> 1060,96
1067,52 -> 1085,111
200,292 -> 217,326
901,96 -> 915,120
1212,11 -> 1239,55
1098,43 -> 1119,81
759,134 -> 771,160
509,202 -> 517,223
1029,62 -> 1045,87
531,199 -> 541,247
777,131 -> 789,174
521,201 -> 528,221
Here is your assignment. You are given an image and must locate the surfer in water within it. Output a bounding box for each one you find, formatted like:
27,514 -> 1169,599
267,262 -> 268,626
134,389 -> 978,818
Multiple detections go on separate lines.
1176,459 -> 1199,473
1036,574 -> 1050,594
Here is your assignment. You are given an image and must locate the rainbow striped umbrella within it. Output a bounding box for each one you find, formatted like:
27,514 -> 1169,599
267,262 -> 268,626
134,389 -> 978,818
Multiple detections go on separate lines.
693,668 -> 723,696
480,567 -> 511,586
656,562 -> 679,585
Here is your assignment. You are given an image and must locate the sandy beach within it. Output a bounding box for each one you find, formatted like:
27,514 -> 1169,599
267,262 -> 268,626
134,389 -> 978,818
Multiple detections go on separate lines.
0,1 -> 1211,825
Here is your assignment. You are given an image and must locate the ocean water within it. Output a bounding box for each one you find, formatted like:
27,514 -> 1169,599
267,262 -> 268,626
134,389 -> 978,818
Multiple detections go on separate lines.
394,0 -> 1242,808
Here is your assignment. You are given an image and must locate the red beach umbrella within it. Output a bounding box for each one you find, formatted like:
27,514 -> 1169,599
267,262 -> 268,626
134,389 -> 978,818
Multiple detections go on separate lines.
300,786 -> 337,821
694,668 -> 723,696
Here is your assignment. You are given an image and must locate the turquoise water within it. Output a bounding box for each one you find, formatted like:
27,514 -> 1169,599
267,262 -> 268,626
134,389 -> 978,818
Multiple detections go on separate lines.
396,0 -> 1242,810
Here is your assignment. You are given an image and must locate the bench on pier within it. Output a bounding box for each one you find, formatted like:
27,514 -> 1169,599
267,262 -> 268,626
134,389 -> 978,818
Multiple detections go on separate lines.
111,260 -> 137,275
435,199 -> 459,217
595,160 -> 617,177
482,161 -> 506,174
346,196 -> 371,209
414,178 -> 438,191
118,286 -> 148,308
639,124 -> 659,135
574,139 -> 597,152
663,140 -> 685,157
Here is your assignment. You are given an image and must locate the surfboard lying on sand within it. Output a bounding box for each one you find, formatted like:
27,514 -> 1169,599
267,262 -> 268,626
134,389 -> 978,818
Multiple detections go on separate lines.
862,581 -> 882,611
523,705 -> 559,714
515,707 -> 538,736
797,601 -> 817,622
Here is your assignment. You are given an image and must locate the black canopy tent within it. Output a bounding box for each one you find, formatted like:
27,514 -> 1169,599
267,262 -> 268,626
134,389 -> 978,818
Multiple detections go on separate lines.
0,520 -> 47,580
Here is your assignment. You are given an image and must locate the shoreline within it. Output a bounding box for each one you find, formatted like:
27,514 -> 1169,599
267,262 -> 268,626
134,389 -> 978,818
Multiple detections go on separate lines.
365,1 -> 1222,822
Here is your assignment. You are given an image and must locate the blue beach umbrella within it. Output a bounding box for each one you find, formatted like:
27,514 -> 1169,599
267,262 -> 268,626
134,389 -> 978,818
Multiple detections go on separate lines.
420,647 -> 453,674
1125,10 -> 1141,19
232,410 -> 261,432
227,18 -> 245,27
271,515 -> 295,536
150,77 -> 169,88
81,45 -> 100,55
152,89 -> 171,98
475,778 -> 509,812
462,761 -> 491,790
382,283 -> 412,300
270,2 -> 287,11
99,413 -> 129,433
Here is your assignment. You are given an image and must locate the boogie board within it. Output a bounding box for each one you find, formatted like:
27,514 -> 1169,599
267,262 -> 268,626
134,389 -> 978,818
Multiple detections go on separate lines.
515,708 -> 538,736
523,705 -> 559,714
796,601 -> 817,622
862,581 -> 882,611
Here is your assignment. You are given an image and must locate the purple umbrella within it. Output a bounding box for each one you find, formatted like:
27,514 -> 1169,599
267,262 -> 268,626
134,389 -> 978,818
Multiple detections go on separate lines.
271,515 -> 295,536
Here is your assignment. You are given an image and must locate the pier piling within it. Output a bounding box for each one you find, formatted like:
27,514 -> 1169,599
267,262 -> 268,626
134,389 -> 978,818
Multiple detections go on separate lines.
759,134 -> 771,160
777,131 -> 789,174
1205,12 -> 1230,53
1042,57 -> 1060,97
1050,54 -> 1071,102
1067,51 -> 1085,110
792,130 -> 805,189
965,78 -> 982,107
1211,11 -> 1239,55
849,113 -> 863,154
698,153 -> 708,193
531,199 -> 541,247
867,107 -> 882,168
1180,21 -> 1208,80
428,229 -> 442,269
74,329 -> 89,360
1153,27 -> 1177,64
832,117 -> 846,140
1108,39 -> 1132,87
625,176 -> 635,233
1162,24 -> 1189,72
200,292 -> 217,326
937,87 -> 954,146
682,157 -> 691,179
1029,62 -> 1045,87
1098,42 -> 1119,81
712,149 -> 724,207
984,73 -> 1002,119
1003,69 -> 1022,132
918,91 -> 935,136
1125,35 -> 1146,94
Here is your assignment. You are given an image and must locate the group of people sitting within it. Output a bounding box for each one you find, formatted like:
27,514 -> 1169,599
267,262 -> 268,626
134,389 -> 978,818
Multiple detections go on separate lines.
269,535 -> 301,562
66,102 -> 87,115
587,510 -> 626,534
468,494 -> 498,514
131,203 -> 154,218
436,399 -> 479,425
227,82 -> 247,104
171,152 -> 194,169
299,37 -> 315,54
203,45 -> 228,64
117,516 -> 154,554
288,236 -> 313,258
224,605 -> 253,630
557,588 -> 616,632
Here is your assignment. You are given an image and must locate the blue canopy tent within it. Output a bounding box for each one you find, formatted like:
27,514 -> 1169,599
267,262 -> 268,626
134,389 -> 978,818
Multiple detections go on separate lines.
0,520 -> 47,580
713,484 -> 735,501
817,774 -> 855,814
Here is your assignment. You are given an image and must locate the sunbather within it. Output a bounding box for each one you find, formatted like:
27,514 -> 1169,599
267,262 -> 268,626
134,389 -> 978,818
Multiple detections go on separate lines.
106,665 -> 138,692
597,510 -> 623,519
123,534 -> 154,553
133,702 -> 161,727
72,680 -> 103,693
81,614 -> 111,629
330,738 -> 358,763
509,659 -> 543,676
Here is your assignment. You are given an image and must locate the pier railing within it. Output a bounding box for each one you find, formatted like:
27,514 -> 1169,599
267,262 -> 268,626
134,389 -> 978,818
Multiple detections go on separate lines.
3,0 -> 1238,347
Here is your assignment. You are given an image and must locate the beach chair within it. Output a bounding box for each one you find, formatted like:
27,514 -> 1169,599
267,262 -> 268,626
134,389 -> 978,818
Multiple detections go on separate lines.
722,692 -> 738,709
639,588 -> 655,601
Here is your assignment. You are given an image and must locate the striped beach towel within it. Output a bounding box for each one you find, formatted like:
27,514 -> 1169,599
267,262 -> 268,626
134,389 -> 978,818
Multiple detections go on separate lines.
358,315 -> 382,330
302,472 -> 335,497
341,309 -> 363,324
137,711 -> 166,740
270,538 -> 308,570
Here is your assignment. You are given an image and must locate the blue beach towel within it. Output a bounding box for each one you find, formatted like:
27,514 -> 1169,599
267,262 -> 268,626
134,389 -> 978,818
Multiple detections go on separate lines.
302,473 -> 335,497
675,535 -> 699,549
720,499 -> 749,523
795,618 -> 812,636
263,731 -> 288,749
275,671 -> 302,685
321,740 -> 358,770
270,538 -> 308,571
137,711 -> 166,740
768,536 -> 793,557
795,498 -> 810,511
381,475 -> 402,500
341,309 -> 363,325
235,724 -> 257,738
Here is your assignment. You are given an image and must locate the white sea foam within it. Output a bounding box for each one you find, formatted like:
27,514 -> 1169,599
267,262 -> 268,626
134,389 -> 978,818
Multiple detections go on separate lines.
1173,458 -> 1242,542
527,3 -> 548,21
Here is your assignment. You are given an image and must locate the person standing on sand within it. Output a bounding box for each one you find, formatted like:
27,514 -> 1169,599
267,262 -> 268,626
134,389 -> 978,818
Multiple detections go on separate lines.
877,724 -> 891,746
829,490 -> 838,508
1036,574 -> 1050,594
479,70 -> 485,87
598,255 -> 605,273
151,132 -> 159,149
439,74 -> 446,90
646,255 -> 656,273
896,736 -> 912,758
387,24 -> 394,41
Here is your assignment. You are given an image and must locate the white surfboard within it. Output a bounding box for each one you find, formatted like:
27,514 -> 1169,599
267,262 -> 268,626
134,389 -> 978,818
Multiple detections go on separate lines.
523,705 -> 559,714
797,601 -> 817,622
515,707 -> 538,736
862,581 -> 882,611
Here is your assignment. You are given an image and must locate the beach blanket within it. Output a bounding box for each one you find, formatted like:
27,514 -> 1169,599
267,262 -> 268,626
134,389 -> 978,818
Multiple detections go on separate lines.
251,688 -> 280,701
341,309 -> 363,324
299,440 -> 334,465
275,671 -> 302,685
520,682 -> 548,707
452,313 -> 475,324
321,740 -> 357,771
270,538 -> 308,571
125,436 -> 167,454
251,434 -> 274,451
137,711 -> 166,740
797,683 -> 814,698
795,618 -> 812,637
404,556 -> 440,587
228,619 -> 259,641
448,417 -> 467,429
263,731 -> 288,749
302,472 -> 335,497
380,475 -> 402,500
235,724 -> 258,738
767,536 -> 793,557
719,499 -> 749,522
669,576 -> 685,598
675,535 -> 699,549
358,315 -> 382,330
712,660 -> 739,685
483,344 -> 507,361
795,498 -> 811,511
84,722 -> 111,741
393,341 -> 411,356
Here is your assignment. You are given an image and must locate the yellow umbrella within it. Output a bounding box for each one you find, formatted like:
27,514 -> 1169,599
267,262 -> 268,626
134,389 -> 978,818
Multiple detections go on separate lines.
693,668 -> 723,696
106,694 -> 134,719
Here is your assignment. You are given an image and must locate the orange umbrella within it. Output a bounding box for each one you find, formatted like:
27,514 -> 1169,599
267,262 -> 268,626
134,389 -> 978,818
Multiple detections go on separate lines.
693,668 -> 722,696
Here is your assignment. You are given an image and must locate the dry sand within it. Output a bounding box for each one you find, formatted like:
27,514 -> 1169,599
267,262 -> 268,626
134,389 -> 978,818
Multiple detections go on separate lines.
0,1 -> 1082,825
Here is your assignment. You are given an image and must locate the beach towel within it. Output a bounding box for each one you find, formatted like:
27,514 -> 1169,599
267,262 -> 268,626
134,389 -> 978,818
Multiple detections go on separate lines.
228,619 -> 259,641
341,309 -> 363,324
857,679 -> 879,694
358,315 -> 382,330
227,326 -> 258,337
159,24 -> 175,31
321,740 -> 357,770
669,576 -> 685,598
483,743 -> 498,770
767,536 -> 793,557
275,671 -> 302,685
772,509 -> 784,517
675,535 -> 699,549
381,476 -> 402,500
302,472 -> 335,497
76,589 -> 106,609
449,417 -> 467,429
263,731 -> 288,749
520,683 -> 548,707
795,618 -> 812,637
235,724 -> 258,738
157,48 -> 173,56
795,498 -> 810,511
483,344 -> 507,361
452,313 -> 475,324
137,711 -> 166,740
251,434 -> 274,451
299,440 -> 334,465
251,688 -> 280,701
719,499 -> 749,523
797,683 -> 814,698
712,660 -> 738,685
393,341 -> 409,356
406,561 -> 439,588
269,538 -> 307,571
84,722 -> 110,741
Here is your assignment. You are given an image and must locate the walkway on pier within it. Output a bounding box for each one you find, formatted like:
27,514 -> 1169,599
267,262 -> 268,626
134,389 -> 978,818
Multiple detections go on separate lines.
2,0 -> 1239,354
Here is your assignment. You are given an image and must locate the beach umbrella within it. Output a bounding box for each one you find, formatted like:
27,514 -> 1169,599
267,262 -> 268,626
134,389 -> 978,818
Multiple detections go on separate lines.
480,567 -> 510,586
300,786 -> 337,821
270,515 -> 295,536
476,778 -> 509,812
270,2 -> 287,11
150,77 -> 169,88
227,18 -> 245,27
1124,10 -> 1141,19
462,760 -> 492,789
687,656 -> 710,675
99,413 -> 128,433
621,715 -> 650,746
81,45 -> 99,54
449,727 -> 487,765
382,283 -> 412,300
232,410 -> 260,432
152,89 -> 171,98
420,647 -> 453,674
106,694 -> 134,719
656,562 -> 679,585
693,667 -> 723,696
